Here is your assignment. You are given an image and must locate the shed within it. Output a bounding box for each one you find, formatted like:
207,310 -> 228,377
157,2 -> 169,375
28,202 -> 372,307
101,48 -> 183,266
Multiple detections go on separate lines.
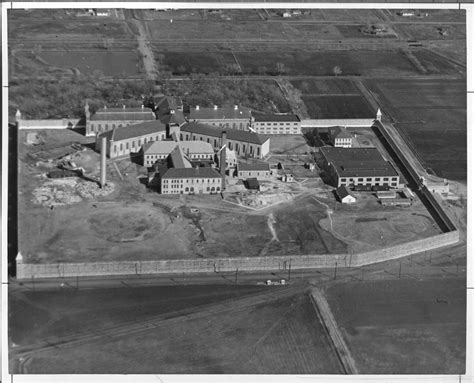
336,186 -> 356,204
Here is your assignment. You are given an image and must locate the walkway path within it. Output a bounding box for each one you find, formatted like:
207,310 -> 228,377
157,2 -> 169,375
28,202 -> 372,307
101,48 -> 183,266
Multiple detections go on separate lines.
132,19 -> 158,81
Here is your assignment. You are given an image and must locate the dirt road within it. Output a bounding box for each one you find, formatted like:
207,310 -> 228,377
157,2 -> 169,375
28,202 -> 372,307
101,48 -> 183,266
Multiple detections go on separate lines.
132,19 -> 158,80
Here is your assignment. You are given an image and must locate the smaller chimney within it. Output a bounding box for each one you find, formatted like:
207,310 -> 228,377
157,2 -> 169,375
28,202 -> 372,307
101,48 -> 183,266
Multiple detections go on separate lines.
214,105 -> 218,110
376,108 -> 382,121
170,109 -> 175,114
123,105 -> 126,109
234,105 -> 238,110
15,109 -> 22,122
104,105 -> 107,110
141,105 -> 144,109
195,105 -> 200,111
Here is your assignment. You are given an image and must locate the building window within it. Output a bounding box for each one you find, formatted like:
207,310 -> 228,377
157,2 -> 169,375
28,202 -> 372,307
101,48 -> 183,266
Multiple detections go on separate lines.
383,177 -> 389,181
138,140 -> 141,146
120,143 -> 123,151
366,178 -> 372,181
375,178 -> 380,181
391,177 -> 398,181
114,145 -> 117,153
126,142 -> 129,150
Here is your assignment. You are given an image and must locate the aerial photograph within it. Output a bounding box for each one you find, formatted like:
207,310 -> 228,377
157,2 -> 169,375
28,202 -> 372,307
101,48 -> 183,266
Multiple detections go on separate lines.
6,6 -> 466,375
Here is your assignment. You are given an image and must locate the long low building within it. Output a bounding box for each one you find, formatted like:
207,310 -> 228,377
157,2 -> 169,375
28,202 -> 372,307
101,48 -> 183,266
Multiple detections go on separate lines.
86,104 -> 156,137
143,140 -> 215,167
188,105 -> 252,130
180,122 -> 270,159
237,162 -> 271,179
251,114 -> 301,135
96,120 -> 167,158
319,147 -> 400,188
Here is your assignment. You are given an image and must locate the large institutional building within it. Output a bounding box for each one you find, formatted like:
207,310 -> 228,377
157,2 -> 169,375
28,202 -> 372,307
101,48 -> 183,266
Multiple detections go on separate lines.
143,140 -> 215,167
180,122 -> 270,159
95,120 -> 167,158
319,147 -> 400,188
188,105 -> 252,130
251,114 -> 301,135
85,103 -> 156,137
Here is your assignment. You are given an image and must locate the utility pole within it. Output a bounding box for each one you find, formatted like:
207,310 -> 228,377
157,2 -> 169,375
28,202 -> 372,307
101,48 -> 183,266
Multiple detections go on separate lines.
399,262 -> 402,278
334,261 -> 338,280
235,268 -> 239,284
288,260 -> 291,281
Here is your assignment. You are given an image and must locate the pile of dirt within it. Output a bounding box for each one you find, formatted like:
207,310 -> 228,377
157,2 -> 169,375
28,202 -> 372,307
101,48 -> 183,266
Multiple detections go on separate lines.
32,178 -> 114,207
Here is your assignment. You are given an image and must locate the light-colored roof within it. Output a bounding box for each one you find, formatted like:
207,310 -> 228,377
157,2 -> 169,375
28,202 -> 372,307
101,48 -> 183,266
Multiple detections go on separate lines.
98,120 -> 166,142
189,106 -> 252,121
90,106 -> 156,122
181,122 -> 269,145
144,140 -> 214,156
162,167 -> 222,179
253,114 -> 300,122
169,145 -> 192,168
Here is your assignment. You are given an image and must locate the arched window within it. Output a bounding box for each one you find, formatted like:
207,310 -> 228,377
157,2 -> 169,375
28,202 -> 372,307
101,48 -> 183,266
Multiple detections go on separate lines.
185,187 -> 189,192
216,187 -> 220,191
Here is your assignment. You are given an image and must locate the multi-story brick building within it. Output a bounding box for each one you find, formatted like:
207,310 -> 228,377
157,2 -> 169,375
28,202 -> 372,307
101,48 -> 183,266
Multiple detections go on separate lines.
180,122 -> 270,159
251,114 -> 301,135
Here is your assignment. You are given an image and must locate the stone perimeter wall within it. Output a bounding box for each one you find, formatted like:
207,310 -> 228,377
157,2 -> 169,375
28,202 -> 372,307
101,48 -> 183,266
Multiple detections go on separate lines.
16,231 -> 459,279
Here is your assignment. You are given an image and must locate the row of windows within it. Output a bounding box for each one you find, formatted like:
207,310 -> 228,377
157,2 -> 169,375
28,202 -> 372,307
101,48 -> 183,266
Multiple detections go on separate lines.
163,178 -> 220,184
163,186 -> 221,192
238,171 -> 269,177
113,134 -> 165,153
256,122 -> 299,127
340,177 -> 398,183
206,121 -> 247,129
181,134 -> 261,157
340,181 -> 398,187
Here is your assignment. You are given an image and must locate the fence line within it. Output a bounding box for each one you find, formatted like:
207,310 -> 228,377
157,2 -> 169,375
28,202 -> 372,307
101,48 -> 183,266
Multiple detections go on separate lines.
16,231 -> 459,279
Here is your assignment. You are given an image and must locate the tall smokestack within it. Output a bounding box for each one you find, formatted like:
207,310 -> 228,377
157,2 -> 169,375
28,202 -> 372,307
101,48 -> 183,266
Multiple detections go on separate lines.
100,137 -> 107,188
220,131 -> 227,191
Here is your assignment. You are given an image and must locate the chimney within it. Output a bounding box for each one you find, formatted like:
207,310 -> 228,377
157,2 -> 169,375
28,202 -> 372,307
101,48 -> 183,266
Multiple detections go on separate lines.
170,109 -> 175,114
100,137 -> 107,188
104,105 -> 107,110
195,105 -> 200,111
220,131 -> 227,191
214,105 -> 218,110
234,105 -> 238,110
123,105 -> 126,109
15,109 -> 22,122
141,104 -> 144,109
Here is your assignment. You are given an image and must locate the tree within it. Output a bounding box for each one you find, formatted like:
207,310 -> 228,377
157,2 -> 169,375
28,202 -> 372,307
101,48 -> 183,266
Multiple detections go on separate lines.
333,66 -> 342,77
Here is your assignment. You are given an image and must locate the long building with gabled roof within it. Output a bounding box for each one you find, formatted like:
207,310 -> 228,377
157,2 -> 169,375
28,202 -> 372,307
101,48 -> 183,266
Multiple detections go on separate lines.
95,120 -> 167,158
180,122 -> 270,159
188,104 -> 252,131
85,103 -> 156,137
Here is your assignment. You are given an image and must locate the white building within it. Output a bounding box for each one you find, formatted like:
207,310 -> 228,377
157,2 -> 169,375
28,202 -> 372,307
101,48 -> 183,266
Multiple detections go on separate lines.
143,140 -> 215,167
251,114 -> 301,135
336,186 -> 357,204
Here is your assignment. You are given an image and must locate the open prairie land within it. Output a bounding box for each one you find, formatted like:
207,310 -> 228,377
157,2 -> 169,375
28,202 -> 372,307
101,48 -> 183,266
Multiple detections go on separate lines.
324,278 -> 466,374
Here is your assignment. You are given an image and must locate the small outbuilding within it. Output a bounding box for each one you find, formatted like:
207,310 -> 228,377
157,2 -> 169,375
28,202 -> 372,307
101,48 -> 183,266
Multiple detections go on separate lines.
336,185 -> 357,204
245,178 -> 260,191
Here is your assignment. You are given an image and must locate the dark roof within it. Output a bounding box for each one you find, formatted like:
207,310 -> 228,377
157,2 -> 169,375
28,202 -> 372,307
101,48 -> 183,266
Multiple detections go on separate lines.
336,185 -> 354,199
90,107 -> 155,121
245,178 -> 260,190
189,106 -> 252,120
159,110 -> 186,126
98,120 -> 166,142
181,122 -> 269,145
320,147 -> 399,178
253,114 -> 300,122
162,167 -> 222,179
238,162 -> 270,172
155,95 -> 181,112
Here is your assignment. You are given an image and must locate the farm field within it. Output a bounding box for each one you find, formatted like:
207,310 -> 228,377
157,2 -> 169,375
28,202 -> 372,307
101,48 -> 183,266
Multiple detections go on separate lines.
395,23 -> 466,41
158,51 -> 236,75
335,24 -> 397,39
15,290 -> 342,374
235,50 -> 418,77
302,95 -> 374,119
324,278 -> 466,374
290,78 -> 360,95
9,284 -> 269,348
364,78 -> 466,181
37,51 -> 142,77
412,49 -> 465,75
